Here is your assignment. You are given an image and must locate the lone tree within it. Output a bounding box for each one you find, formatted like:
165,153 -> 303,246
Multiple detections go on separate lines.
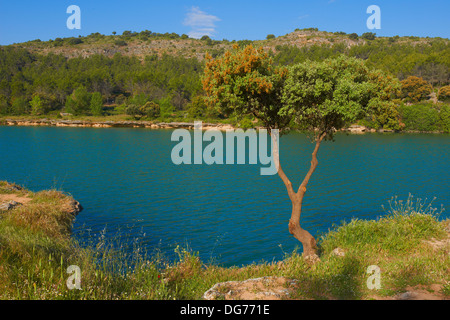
203,45 -> 397,259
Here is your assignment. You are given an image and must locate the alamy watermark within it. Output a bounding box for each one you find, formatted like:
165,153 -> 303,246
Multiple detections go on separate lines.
366,265 -> 381,290
66,265 -> 82,290
67,5 -> 81,30
367,5 -> 381,30
170,122 -> 280,176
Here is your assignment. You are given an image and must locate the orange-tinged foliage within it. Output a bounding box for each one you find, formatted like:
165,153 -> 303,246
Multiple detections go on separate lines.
202,44 -> 289,129
400,76 -> 432,103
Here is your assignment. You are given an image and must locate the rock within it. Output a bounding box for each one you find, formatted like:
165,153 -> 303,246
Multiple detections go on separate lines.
303,253 -> 321,264
0,200 -> 21,211
203,276 -> 298,300
347,125 -> 367,134
68,200 -> 83,216
6,184 -> 23,192
331,248 -> 346,257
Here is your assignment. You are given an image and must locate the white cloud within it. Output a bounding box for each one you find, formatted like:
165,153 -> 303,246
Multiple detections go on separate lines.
183,6 -> 220,39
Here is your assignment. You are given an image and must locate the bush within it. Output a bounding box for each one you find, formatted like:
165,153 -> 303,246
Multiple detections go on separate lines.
362,32 -> 376,40
68,38 -> 83,45
11,97 -> 30,115
90,92 -> 104,116
266,34 -> 276,40
158,97 -> 174,118
439,104 -> 450,133
30,95 -> 49,115
65,87 -> 91,115
144,101 -> 160,119
399,103 -> 441,132
0,95 -> 10,115
114,40 -> 127,47
400,76 -> 432,103
438,85 -> 450,102
125,104 -> 145,120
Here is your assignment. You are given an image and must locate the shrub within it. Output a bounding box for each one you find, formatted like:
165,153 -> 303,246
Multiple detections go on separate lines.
0,95 -> 10,115
158,97 -> 175,118
11,97 -> 30,115
399,103 -> 440,132
362,32 -> 376,40
125,104 -> 145,120
438,85 -> 450,102
400,76 -> 432,103
348,33 -> 359,40
90,92 -> 104,116
114,40 -> 127,47
68,38 -> 83,45
144,101 -> 160,119
439,104 -> 450,133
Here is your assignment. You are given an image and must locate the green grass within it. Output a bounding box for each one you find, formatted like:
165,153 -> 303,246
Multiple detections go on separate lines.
1,182 -> 449,300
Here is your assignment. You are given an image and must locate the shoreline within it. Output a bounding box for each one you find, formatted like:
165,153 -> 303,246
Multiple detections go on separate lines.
0,118 -> 447,134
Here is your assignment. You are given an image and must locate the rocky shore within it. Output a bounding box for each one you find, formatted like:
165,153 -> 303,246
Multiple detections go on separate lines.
0,118 -> 446,134
1,118 -> 235,131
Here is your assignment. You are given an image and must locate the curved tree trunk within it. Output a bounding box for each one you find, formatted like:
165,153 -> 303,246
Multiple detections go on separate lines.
272,131 -> 326,259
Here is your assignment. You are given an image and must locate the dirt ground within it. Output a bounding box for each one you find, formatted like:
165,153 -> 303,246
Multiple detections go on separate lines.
0,194 -> 32,205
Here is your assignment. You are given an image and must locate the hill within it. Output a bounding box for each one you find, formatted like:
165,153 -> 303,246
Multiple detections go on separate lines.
1,28 -> 449,132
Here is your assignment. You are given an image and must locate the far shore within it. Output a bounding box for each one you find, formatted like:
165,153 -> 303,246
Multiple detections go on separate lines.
0,118 -> 447,134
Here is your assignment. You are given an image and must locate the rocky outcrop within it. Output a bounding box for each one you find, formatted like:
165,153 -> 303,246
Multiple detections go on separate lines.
67,199 -> 83,216
0,200 -> 22,211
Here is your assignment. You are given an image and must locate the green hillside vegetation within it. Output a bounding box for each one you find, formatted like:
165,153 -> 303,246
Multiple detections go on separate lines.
1,28 -> 449,132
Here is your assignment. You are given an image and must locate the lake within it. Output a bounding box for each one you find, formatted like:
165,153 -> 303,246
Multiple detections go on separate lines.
0,126 -> 449,267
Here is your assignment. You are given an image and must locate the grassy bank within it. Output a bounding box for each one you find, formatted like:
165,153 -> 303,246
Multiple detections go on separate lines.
0,181 -> 449,300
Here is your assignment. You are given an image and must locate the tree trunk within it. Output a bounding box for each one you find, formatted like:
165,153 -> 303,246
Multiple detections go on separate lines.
272,131 -> 326,258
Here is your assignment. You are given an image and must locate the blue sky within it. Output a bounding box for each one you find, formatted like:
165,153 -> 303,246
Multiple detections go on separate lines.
0,0 -> 449,45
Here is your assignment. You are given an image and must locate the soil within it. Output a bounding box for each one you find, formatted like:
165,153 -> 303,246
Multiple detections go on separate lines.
0,194 -> 31,205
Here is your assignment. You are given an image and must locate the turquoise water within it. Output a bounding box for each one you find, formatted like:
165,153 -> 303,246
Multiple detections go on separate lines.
0,126 -> 449,266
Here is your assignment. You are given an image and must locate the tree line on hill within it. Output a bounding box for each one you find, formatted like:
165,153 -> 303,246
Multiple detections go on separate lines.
0,37 -> 449,132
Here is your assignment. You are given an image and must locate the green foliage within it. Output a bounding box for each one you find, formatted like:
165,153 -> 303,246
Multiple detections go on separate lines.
0,47 -> 203,117
238,117 -> 255,129
366,70 -> 403,130
361,32 -> 376,40
68,38 -> 83,45
114,40 -> 127,47
65,87 -> 91,115
0,95 -> 10,115
399,103 -> 443,132
125,104 -> 145,120
282,55 -> 393,137
272,40 -> 450,87
30,95 -> 46,115
348,33 -> 358,40
144,101 -> 160,119
90,92 -> 104,116
187,95 -> 207,119
11,97 -> 30,115
266,34 -> 276,40
158,97 -> 175,118
438,85 -> 450,101
439,104 -> 450,133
